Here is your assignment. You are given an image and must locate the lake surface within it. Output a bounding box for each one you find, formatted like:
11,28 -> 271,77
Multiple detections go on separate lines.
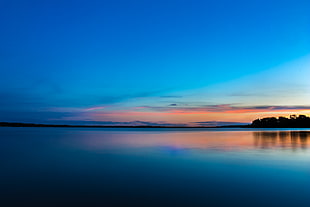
0,127 -> 310,207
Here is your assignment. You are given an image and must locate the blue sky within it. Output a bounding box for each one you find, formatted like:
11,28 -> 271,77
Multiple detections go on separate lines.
0,0 -> 310,125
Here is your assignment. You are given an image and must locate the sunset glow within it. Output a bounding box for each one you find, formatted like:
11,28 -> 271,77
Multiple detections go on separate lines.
0,0 -> 309,126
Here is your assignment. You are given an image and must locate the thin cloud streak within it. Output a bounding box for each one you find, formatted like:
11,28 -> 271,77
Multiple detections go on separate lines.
193,121 -> 249,126
138,104 -> 310,114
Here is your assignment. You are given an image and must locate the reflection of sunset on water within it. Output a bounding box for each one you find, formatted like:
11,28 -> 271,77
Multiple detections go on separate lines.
67,130 -> 310,152
253,131 -> 310,150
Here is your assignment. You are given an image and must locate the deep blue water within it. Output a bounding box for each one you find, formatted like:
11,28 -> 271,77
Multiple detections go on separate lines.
0,127 -> 309,207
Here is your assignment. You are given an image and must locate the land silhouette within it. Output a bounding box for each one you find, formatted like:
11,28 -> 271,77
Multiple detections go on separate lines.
0,122 -> 221,128
1,115 -> 310,128
251,115 -> 310,128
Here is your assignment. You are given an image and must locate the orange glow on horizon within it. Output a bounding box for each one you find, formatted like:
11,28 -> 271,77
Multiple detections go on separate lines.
86,107 -> 310,125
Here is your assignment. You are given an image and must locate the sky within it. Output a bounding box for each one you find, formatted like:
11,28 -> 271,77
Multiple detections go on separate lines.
0,0 -> 310,126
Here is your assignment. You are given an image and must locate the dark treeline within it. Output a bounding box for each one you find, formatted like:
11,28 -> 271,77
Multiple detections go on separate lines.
2,116 -> 310,128
0,122 -> 215,128
251,115 -> 310,128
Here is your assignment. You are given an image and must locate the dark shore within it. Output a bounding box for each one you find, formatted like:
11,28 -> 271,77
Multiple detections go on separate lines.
0,122 -> 249,128
2,115 -> 310,128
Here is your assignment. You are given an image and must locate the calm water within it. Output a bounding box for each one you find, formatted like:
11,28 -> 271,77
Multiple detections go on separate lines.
0,127 -> 310,207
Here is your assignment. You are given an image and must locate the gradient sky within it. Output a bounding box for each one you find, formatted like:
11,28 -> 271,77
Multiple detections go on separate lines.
1,0 -> 310,126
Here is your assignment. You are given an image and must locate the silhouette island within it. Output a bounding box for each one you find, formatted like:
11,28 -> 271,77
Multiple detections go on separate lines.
1,115 -> 310,128
251,115 -> 310,128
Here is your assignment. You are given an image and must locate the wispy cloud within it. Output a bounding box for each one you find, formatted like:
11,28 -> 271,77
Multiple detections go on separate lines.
159,96 -> 183,98
84,106 -> 105,111
42,120 -> 187,126
138,104 -> 310,114
193,121 -> 248,126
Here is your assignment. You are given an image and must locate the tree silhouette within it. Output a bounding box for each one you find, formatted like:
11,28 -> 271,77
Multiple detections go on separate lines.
251,115 -> 310,128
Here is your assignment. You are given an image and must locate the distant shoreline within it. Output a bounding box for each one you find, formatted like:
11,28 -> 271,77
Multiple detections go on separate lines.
2,120 -> 310,129
0,122 -> 249,128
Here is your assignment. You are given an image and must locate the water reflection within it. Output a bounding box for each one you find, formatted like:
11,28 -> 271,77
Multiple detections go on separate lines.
1,128 -> 310,207
62,129 -> 310,153
253,131 -> 310,150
